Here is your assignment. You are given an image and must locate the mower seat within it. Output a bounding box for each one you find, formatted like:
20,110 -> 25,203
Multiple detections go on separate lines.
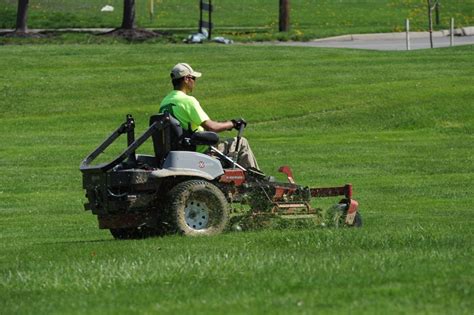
149,113 -> 219,166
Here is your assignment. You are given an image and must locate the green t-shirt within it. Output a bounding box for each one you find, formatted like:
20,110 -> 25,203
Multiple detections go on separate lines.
159,90 -> 210,152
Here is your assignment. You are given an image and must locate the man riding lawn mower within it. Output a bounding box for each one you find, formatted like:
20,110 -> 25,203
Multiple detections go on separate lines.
79,64 -> 361,239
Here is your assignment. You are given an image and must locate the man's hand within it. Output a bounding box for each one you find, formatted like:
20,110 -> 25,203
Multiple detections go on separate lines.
231,118 -> 247,130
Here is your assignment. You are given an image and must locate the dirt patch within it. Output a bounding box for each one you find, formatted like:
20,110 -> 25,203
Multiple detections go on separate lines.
99,28 -> 169,41
0,31 -> 50,38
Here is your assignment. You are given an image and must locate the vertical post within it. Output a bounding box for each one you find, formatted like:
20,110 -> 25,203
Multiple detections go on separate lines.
126,115 -> 137,163
199,0 -> 212,39
450,17 -> 454,47
279,0 -> 290,32
208,0 -> 212,39
406,19 -> 411,51
149,0 -> 154,22
199,0 -> 203,33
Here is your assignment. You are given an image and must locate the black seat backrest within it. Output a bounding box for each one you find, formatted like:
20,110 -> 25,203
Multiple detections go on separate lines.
149,113 -> 176,166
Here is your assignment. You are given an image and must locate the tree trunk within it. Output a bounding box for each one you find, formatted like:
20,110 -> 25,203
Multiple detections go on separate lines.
122,0 -> 136,29
435,1 -> 440,25
279,0 -> 290,32
427,0 -> 433,48
15,0 -> 29,33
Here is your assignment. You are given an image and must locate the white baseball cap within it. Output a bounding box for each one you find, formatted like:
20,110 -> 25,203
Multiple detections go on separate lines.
170,63 -> 202,80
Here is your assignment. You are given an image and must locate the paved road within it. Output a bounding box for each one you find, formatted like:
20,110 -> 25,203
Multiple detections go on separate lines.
264,31 -> 474,51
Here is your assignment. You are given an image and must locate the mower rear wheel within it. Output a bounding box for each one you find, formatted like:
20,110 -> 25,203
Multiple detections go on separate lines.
167,180 -> 230,236
110,228 -> 141,239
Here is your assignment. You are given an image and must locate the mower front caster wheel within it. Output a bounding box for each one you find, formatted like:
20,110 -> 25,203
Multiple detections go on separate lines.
328,204 -> 363,228
167,180 -> 230,236
349,212 -> 363,227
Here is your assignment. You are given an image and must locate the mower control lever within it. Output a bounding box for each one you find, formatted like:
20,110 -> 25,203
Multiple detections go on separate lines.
231,118 -> 247,130
234,119 -> 246,156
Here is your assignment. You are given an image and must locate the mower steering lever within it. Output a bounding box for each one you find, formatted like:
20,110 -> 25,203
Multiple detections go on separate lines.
234,120 -> 246,154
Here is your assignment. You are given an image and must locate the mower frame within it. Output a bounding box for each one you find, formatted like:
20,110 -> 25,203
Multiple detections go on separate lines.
80,114 -> 361,238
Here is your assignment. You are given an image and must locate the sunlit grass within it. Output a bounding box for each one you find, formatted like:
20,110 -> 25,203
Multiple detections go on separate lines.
0,44 -> 473,314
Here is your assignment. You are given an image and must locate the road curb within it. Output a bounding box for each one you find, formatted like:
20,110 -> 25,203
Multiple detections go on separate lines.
313,31 -> 442,42
462,26 -> 474,36
311,27 -> 474,42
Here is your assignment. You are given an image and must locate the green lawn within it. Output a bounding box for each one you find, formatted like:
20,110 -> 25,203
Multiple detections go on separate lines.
0,43 -> 473,314
1,0 -> 473,40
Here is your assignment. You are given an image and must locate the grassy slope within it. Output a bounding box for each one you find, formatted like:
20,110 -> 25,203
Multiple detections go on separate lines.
1,0 -> 473,39
0,43 -> 473,314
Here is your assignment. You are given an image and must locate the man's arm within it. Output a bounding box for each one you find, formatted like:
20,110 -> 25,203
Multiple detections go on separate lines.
201,119 -> 234,133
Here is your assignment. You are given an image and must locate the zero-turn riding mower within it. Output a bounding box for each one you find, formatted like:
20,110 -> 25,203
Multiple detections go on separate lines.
80,113 -> 361,239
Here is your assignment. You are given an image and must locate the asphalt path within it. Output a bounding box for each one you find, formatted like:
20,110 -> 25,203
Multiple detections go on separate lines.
261,31 -> 474,51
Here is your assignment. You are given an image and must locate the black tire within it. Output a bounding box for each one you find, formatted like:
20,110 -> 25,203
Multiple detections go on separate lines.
167,180 -> 230,236
109,227 -> 160,240
110,228 -> 141,240
337,211 -> 362,228
352,212 -> 363,227
328,204 -> 363,228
